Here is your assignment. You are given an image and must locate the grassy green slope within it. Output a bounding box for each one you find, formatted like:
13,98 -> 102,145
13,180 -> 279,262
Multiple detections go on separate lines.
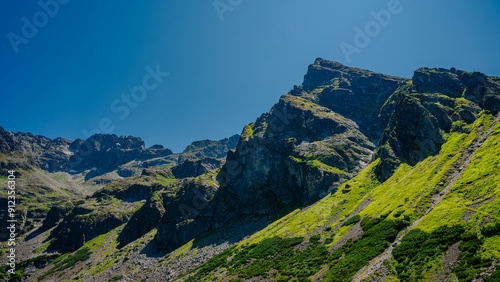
181,112 -> 500,282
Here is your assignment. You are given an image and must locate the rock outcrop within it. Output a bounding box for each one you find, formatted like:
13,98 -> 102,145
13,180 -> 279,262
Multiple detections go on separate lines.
117,191 -> 165,246
216,94 -> 376,217
301,58 -> 404,139
171,157 -> 223,179
179,134 -> 239,162
153,172 -> 219,251
413,68 -> 500,112
47,199 -> 138,252
39,200 -> 75,232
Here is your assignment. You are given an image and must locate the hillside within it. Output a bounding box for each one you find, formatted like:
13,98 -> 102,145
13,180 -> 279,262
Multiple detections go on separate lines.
1,58 -> 500,281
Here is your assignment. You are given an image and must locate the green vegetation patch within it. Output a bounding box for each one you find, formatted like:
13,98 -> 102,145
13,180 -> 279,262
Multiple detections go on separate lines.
157,175 -> 176,186
453,232 -> 491,282
306,159 -> 348,175
323,217 -> 410,281
241,124 -> 254,138
392,222 -> 500,282
341,214 -> 361,227
485,267 -> 500,282
109,274 -> 124,281
482,223 -> 500,237
393,225 -> 464,281
188,216 -> 408,281
0,254 -> 58,281
38,247 -> 92,281
449,113 -> 500,203
187,236 -> 319,281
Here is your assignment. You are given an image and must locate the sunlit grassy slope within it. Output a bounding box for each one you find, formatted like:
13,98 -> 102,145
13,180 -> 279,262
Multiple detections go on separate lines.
182,112 -> 500,281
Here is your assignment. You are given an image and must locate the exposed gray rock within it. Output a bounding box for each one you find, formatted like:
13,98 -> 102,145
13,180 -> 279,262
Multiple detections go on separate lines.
39,200 -> 75,232
154,175 -> 219,251
117,191 -> 165,246
413,68 -> 466,97
215,94 -> 375,220
171,157 -> 223,179
47,199 -> 136,252
299,58 -> 404,140
179,134 -> 239,162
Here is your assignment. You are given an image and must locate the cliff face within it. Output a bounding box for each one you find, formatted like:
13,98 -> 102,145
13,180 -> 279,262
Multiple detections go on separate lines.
217,95 -> 375,215
302,58 -> 404,139
214,59 -> 405,219
374,68 -> 500,180
149,59 -> 500,253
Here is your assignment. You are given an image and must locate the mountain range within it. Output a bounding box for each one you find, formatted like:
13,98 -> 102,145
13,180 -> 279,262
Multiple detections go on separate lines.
1,58 -> 500,281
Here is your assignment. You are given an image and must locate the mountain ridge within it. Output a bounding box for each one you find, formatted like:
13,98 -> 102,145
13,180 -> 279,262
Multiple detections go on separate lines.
1,58 -> 500,281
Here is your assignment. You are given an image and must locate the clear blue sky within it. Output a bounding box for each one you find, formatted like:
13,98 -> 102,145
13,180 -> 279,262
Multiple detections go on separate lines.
1,0 -> 499,152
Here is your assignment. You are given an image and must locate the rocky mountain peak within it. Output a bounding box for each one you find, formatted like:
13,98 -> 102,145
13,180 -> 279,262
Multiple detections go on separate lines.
179,134 -> 239,162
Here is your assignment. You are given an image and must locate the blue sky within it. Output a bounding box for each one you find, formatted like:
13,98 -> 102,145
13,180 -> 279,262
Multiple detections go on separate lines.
1,0 -> 499,152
